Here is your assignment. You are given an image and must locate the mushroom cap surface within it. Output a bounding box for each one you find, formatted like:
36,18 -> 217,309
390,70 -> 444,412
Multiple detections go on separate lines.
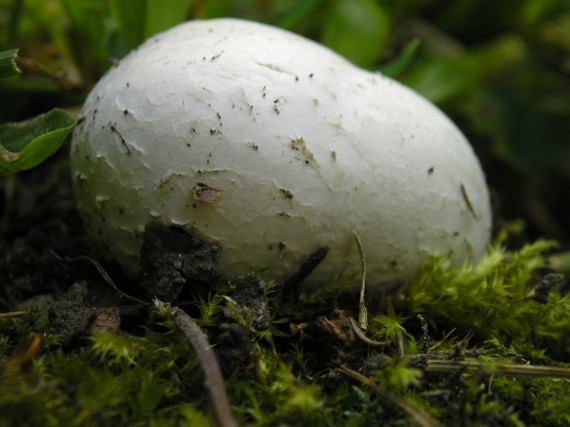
70,18 -> 492,290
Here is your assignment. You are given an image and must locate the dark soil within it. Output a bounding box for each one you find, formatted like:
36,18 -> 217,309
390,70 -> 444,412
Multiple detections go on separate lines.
0,148 -> 276,348
0,147 -> 142,342
1,148 -> 85,309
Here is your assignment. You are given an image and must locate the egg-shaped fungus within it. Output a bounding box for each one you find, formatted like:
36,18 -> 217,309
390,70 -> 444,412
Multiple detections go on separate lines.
70,18 -> 492,291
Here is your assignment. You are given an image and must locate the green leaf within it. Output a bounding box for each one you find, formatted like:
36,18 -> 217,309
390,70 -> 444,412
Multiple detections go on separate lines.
0,49 -> 20,78
109,0 -> 146,50
61,0 -> 117,70
267,0 -> 324,29
0,108 -> 76,176
320,0 -> 389,68
144,0 -> 193,39
402,56 -> 478,104
110,0 -> 192,51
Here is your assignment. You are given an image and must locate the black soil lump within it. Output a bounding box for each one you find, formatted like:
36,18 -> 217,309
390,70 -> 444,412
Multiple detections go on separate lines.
139,221 -> 221,301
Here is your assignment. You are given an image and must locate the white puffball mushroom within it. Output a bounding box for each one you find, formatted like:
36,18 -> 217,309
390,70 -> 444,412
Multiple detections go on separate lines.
70,18 -> 492,291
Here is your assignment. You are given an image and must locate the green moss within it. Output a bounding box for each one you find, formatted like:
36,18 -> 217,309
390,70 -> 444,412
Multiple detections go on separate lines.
389,236 -> 568,359
1,232 -> 569,426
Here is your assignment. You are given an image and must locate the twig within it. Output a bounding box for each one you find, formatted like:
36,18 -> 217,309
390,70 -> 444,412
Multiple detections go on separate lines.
3,333 -> 43,379
0,311 -> 29,319
167,303 -> 239,427
338,365 -> 437,427
348,316 -> 389,347
282,246 -> 328,297
51,251 -> 148,305
425,360 -> 570,378
352,230 -> 368,330
396,331 -> 405,358
15,56 -> 83,91
417,314 -> 431,353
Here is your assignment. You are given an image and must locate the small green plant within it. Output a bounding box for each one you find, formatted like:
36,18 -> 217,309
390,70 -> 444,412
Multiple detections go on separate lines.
0,49 -> 76,176
0,108 -> 75,176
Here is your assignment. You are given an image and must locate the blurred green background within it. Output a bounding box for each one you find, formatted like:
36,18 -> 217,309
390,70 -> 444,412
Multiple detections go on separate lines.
1,0 -> 569,247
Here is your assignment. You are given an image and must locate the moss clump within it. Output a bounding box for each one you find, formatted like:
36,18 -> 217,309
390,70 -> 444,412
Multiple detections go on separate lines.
1,231 -> 569,426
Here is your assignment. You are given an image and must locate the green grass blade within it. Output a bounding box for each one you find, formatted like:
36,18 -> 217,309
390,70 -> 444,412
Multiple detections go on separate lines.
379,38 -> 421,78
